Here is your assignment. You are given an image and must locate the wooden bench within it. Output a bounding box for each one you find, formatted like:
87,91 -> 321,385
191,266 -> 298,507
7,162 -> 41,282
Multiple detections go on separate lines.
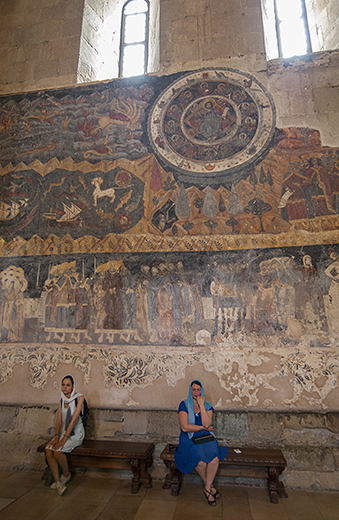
160,444 -> 288,504
37,439 -> 155,494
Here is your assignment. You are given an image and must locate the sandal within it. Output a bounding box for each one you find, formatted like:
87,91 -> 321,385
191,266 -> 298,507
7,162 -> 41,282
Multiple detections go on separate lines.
204,488 -> 217,507
211,487 -> 221,499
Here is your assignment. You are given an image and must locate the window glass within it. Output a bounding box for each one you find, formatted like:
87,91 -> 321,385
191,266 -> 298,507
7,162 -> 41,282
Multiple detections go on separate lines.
124,13 -> 147,43
124,0 -> 148,15
122,44 -> 145,77
120,0 -> 149,77
279,18 -> 308,57
275,0 -> 302,20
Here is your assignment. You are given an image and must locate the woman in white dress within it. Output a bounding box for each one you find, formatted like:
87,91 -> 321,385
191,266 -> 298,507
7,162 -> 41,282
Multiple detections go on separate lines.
45,375 -> 85,495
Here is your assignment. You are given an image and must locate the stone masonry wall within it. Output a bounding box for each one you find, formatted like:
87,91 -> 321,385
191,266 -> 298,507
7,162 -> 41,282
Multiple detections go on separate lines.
1,404 -> 338,492
0,0 -> 85,95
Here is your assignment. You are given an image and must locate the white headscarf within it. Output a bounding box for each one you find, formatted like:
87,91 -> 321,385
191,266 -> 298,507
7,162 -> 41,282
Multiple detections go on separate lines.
61,375 -> 83,424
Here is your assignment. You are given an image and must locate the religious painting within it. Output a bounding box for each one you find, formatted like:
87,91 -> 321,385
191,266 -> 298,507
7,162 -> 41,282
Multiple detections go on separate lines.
0,244 -> 337,347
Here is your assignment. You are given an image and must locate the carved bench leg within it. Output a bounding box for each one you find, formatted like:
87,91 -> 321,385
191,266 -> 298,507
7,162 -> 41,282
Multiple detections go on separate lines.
268,467 -> 287,503
140,457 -> 153,489
162,459 -> 183,496
130,458 -> 141,494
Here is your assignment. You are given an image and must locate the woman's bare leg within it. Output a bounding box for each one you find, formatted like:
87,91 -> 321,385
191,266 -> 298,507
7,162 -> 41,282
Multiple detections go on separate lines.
45,449 -> 61,483
195,460 -> 207,485
205,457 -> 219,494
54,452 -> 70,478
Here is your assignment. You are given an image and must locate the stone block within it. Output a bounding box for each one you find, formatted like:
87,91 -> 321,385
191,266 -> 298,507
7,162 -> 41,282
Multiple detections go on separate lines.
283,470 -> 321,491
91,409 -> 124,423
238,30 -> 265,55
214,412 -> 248,439
283,428 -> 339,447
0,406 -> 19,432
326,413 -> 339,433
313,86 -> 339,113
33,59 -> 59,81
0,433 -> 43,470
317,471 -> 339,491
284,413 -> 327,430
170,17 -> 198,42
201,36 -> 239,60
16,406 -> 56,436
124,411 -> 147,435
94,421 -> 123,439
248,413 -> 284,433
146,411 -> 179,439
59,58 -> 78,77
284,446 -> 334,472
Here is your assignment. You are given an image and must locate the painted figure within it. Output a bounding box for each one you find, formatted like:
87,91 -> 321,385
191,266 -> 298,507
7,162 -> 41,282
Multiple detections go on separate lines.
0,266 -> 27,341
324,249 -> 339,334
295,255 -> 328,332
281,157 -> 335,221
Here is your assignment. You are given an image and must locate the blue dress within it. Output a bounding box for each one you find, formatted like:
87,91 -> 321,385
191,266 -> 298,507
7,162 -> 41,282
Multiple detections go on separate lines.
174,400 -> 228,473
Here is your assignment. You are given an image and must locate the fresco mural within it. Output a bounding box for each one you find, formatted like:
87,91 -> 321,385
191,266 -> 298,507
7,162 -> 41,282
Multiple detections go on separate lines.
0,245 -> 338,346
0,68 -> 339,407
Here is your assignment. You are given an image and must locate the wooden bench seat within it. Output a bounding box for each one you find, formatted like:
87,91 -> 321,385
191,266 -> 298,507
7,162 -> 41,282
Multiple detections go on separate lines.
160,444 -> 288,503
37,439 -> 155,494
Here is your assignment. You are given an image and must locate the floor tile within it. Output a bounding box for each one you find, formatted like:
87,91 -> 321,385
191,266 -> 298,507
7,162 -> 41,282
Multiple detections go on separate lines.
114,478 -> 148,496
43,498 -> 107,520
0,498 -> 15,512
308,491 -> 339,520
145,481 -> 180,501
97,494 -> 144,520
65,475 -> 120,503
134,498 -> 177,520
0,470 -> 338,520
0,471 -> 41,499
280,489 -> 324,520
221,486 -> 253,520
0,470 -> 15,482
0,490 -> 61,520
174,496 -> 223,520
247,487 -> 289,520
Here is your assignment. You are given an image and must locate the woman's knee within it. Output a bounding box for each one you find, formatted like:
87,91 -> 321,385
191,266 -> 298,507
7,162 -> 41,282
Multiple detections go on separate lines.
45,449 -> 53,460
196,460 -> 207,470
54,451 -> 65,462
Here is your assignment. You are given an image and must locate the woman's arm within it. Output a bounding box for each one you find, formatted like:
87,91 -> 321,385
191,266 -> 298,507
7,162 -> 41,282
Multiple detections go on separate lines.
55,396 -> 84,449
196,395 -> 213,428
46,400 -> 63,448
179,410 -> 214,433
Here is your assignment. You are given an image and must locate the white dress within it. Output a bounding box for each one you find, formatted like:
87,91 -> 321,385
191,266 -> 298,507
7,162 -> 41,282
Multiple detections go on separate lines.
51,398 -> 85,453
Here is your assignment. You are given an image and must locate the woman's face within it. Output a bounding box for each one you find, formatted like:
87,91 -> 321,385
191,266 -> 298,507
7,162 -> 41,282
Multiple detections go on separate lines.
191,383 -> 202,400
62,378 -> 73,398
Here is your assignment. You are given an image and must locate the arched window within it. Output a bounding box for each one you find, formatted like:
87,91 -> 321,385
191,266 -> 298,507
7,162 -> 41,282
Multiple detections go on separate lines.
261,0 -> 338,61
119,0 -> 149,78
274,0 -> 311,58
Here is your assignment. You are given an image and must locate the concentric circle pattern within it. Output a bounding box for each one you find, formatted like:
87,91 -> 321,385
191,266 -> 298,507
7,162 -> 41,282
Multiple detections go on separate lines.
148,69 -> 276,184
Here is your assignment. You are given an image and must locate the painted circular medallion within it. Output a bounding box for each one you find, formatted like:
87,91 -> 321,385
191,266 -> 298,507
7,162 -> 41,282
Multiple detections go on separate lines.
148,69 -> 276,184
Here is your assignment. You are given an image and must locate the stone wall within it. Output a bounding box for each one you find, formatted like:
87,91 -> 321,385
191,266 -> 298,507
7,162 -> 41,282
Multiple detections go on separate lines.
1,404 -> 338,491
0,0 -> 84,95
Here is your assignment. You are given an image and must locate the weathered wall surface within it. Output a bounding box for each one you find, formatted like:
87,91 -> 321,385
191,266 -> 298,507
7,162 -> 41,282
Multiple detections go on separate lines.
0,0 -> 85,95
1,404 -> 339,491
0,0 -> 338,490
0,68 -> 339,413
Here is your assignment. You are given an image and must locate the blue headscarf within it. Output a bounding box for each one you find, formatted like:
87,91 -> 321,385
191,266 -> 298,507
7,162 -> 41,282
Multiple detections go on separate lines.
184,379 -> 214,439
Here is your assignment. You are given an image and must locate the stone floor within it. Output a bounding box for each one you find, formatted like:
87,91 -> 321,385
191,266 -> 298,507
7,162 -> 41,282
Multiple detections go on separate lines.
0,469 -> 338,520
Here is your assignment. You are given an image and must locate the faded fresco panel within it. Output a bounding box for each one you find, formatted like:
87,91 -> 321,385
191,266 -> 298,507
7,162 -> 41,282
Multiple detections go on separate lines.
0,245 -> 338,346
0,69 -> 339,409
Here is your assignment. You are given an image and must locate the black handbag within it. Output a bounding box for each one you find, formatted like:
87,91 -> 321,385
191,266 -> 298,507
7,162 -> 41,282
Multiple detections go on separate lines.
192,433 -> 214,444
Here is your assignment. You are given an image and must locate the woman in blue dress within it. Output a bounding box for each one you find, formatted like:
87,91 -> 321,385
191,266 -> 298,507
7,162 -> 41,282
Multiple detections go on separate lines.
45,375 -> 85,495
175,379 -> 228,506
